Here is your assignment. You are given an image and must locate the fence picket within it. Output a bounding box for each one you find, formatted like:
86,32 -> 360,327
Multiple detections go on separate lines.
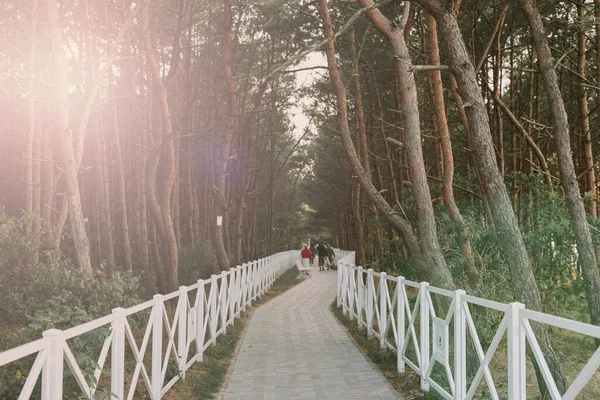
397,277 -> 405,373
111,308 -> 126,399
379,272 -> 388,349
367,269 -> 374,338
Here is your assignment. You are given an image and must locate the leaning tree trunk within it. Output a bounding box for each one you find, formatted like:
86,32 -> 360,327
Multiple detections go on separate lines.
520,0 -> 600,338
358,0 -> 454,290
316,0 -> 446,287
412,0 -> 568,392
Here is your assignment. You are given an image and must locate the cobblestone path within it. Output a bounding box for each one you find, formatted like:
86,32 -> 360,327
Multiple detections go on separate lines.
222,264 -> 402,399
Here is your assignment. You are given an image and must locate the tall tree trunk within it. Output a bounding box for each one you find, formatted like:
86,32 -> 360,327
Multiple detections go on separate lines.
112,101 -> 133,272
142,2 -> 181,291
414,0 -> 568,392
493,22 -> 504,177
425,13 -> 479,284
349,29 -> 368,264
596,0 -> 600,217
26,0 -> 40,266
316,0 -> 451,289
359,0 -> 453,288
521,0 -> 600,343
46,0 -> 92,275
211,0 -> 237,270
32,120 -> 41,267
98,119 -> 116,274
350,180 -> 365,263
577,2 -> 597,217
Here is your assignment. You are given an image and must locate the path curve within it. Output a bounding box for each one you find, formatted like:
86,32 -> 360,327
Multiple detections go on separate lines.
222,264 -> 402,399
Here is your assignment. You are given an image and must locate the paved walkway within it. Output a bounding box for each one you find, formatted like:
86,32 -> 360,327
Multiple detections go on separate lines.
222,264 -> 402,400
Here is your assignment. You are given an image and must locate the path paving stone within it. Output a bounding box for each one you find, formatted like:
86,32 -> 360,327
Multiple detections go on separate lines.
222,264 -> 402,399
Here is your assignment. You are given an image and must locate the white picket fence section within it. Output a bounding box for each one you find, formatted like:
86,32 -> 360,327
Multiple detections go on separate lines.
336,251 -> 600,400
0,250 -> 297,399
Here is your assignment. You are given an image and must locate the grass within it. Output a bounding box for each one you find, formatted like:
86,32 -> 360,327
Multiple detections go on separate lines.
332,299 -> 600,399
164,266 -> 303,400
331,302 -> 443,400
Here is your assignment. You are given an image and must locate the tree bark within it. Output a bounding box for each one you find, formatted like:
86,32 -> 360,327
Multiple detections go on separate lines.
316,0 -> 452,289
112,100 -> 133,272
358,0 -> 453,288
349,29 -> 367,264
577,1 -> 597,217
521,0 -> 600,341
425,12 -> 479,284
142,2 -> 181,291
413,0 -> 568,392
26,0 -> 39,266
211,0 -> 237,270
45,0 -> 92,275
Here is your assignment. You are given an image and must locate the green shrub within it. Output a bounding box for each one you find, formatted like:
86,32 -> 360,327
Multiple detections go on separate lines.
0,216 -> 141,398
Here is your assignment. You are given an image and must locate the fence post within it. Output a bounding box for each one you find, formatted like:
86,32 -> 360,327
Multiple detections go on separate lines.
41,329 -> 64,400
341,263 -> 348,313
209,276 -> 218,344
152,294 -> 164,399
367,268 -> 374,338
178,286 -> 188,377
235,267 -> 242,317
219,272 -> 227,334
397,277 -> 405,372
111,308 -> 126,399
241,264 -> 248,311
453,290 -> 466,400
357,266 -> 363,329
379,272 -> 388,349
229,269 -> 237,325
196,280 -> 206,362
348,266 -> 356,320
337,261 -> 342,308
419,281 -> 430,391
507,302 -> 525,400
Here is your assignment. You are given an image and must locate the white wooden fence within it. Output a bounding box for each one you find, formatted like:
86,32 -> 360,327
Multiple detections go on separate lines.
0,250 -> 297,399
336,251 -> 600,400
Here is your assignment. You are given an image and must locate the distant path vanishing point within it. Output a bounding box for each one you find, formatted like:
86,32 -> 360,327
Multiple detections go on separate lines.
222,263 -> 402,400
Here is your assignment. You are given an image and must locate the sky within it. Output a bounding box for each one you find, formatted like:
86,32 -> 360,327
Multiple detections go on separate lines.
289,52 -> 327,138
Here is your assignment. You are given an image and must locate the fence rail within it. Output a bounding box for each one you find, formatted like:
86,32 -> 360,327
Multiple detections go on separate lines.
336,252 -> 600,400
0,250 -> 297,399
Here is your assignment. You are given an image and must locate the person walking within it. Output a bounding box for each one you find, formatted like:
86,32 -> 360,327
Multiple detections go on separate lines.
326,244 -> 335,269
317,241 -> 328,271
300,245 -> 312,269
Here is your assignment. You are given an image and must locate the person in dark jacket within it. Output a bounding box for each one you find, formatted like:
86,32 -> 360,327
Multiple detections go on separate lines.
317,242 -> 328,271
326,245 -> 335,268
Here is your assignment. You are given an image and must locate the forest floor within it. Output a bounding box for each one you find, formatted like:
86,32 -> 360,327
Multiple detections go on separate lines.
164,265 -> 302,400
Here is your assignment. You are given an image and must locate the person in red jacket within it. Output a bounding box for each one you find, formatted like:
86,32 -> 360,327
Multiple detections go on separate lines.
300,245 -> 312,269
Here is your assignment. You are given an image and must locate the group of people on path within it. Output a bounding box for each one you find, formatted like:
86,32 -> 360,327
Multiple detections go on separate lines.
300,242 -> 335,271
